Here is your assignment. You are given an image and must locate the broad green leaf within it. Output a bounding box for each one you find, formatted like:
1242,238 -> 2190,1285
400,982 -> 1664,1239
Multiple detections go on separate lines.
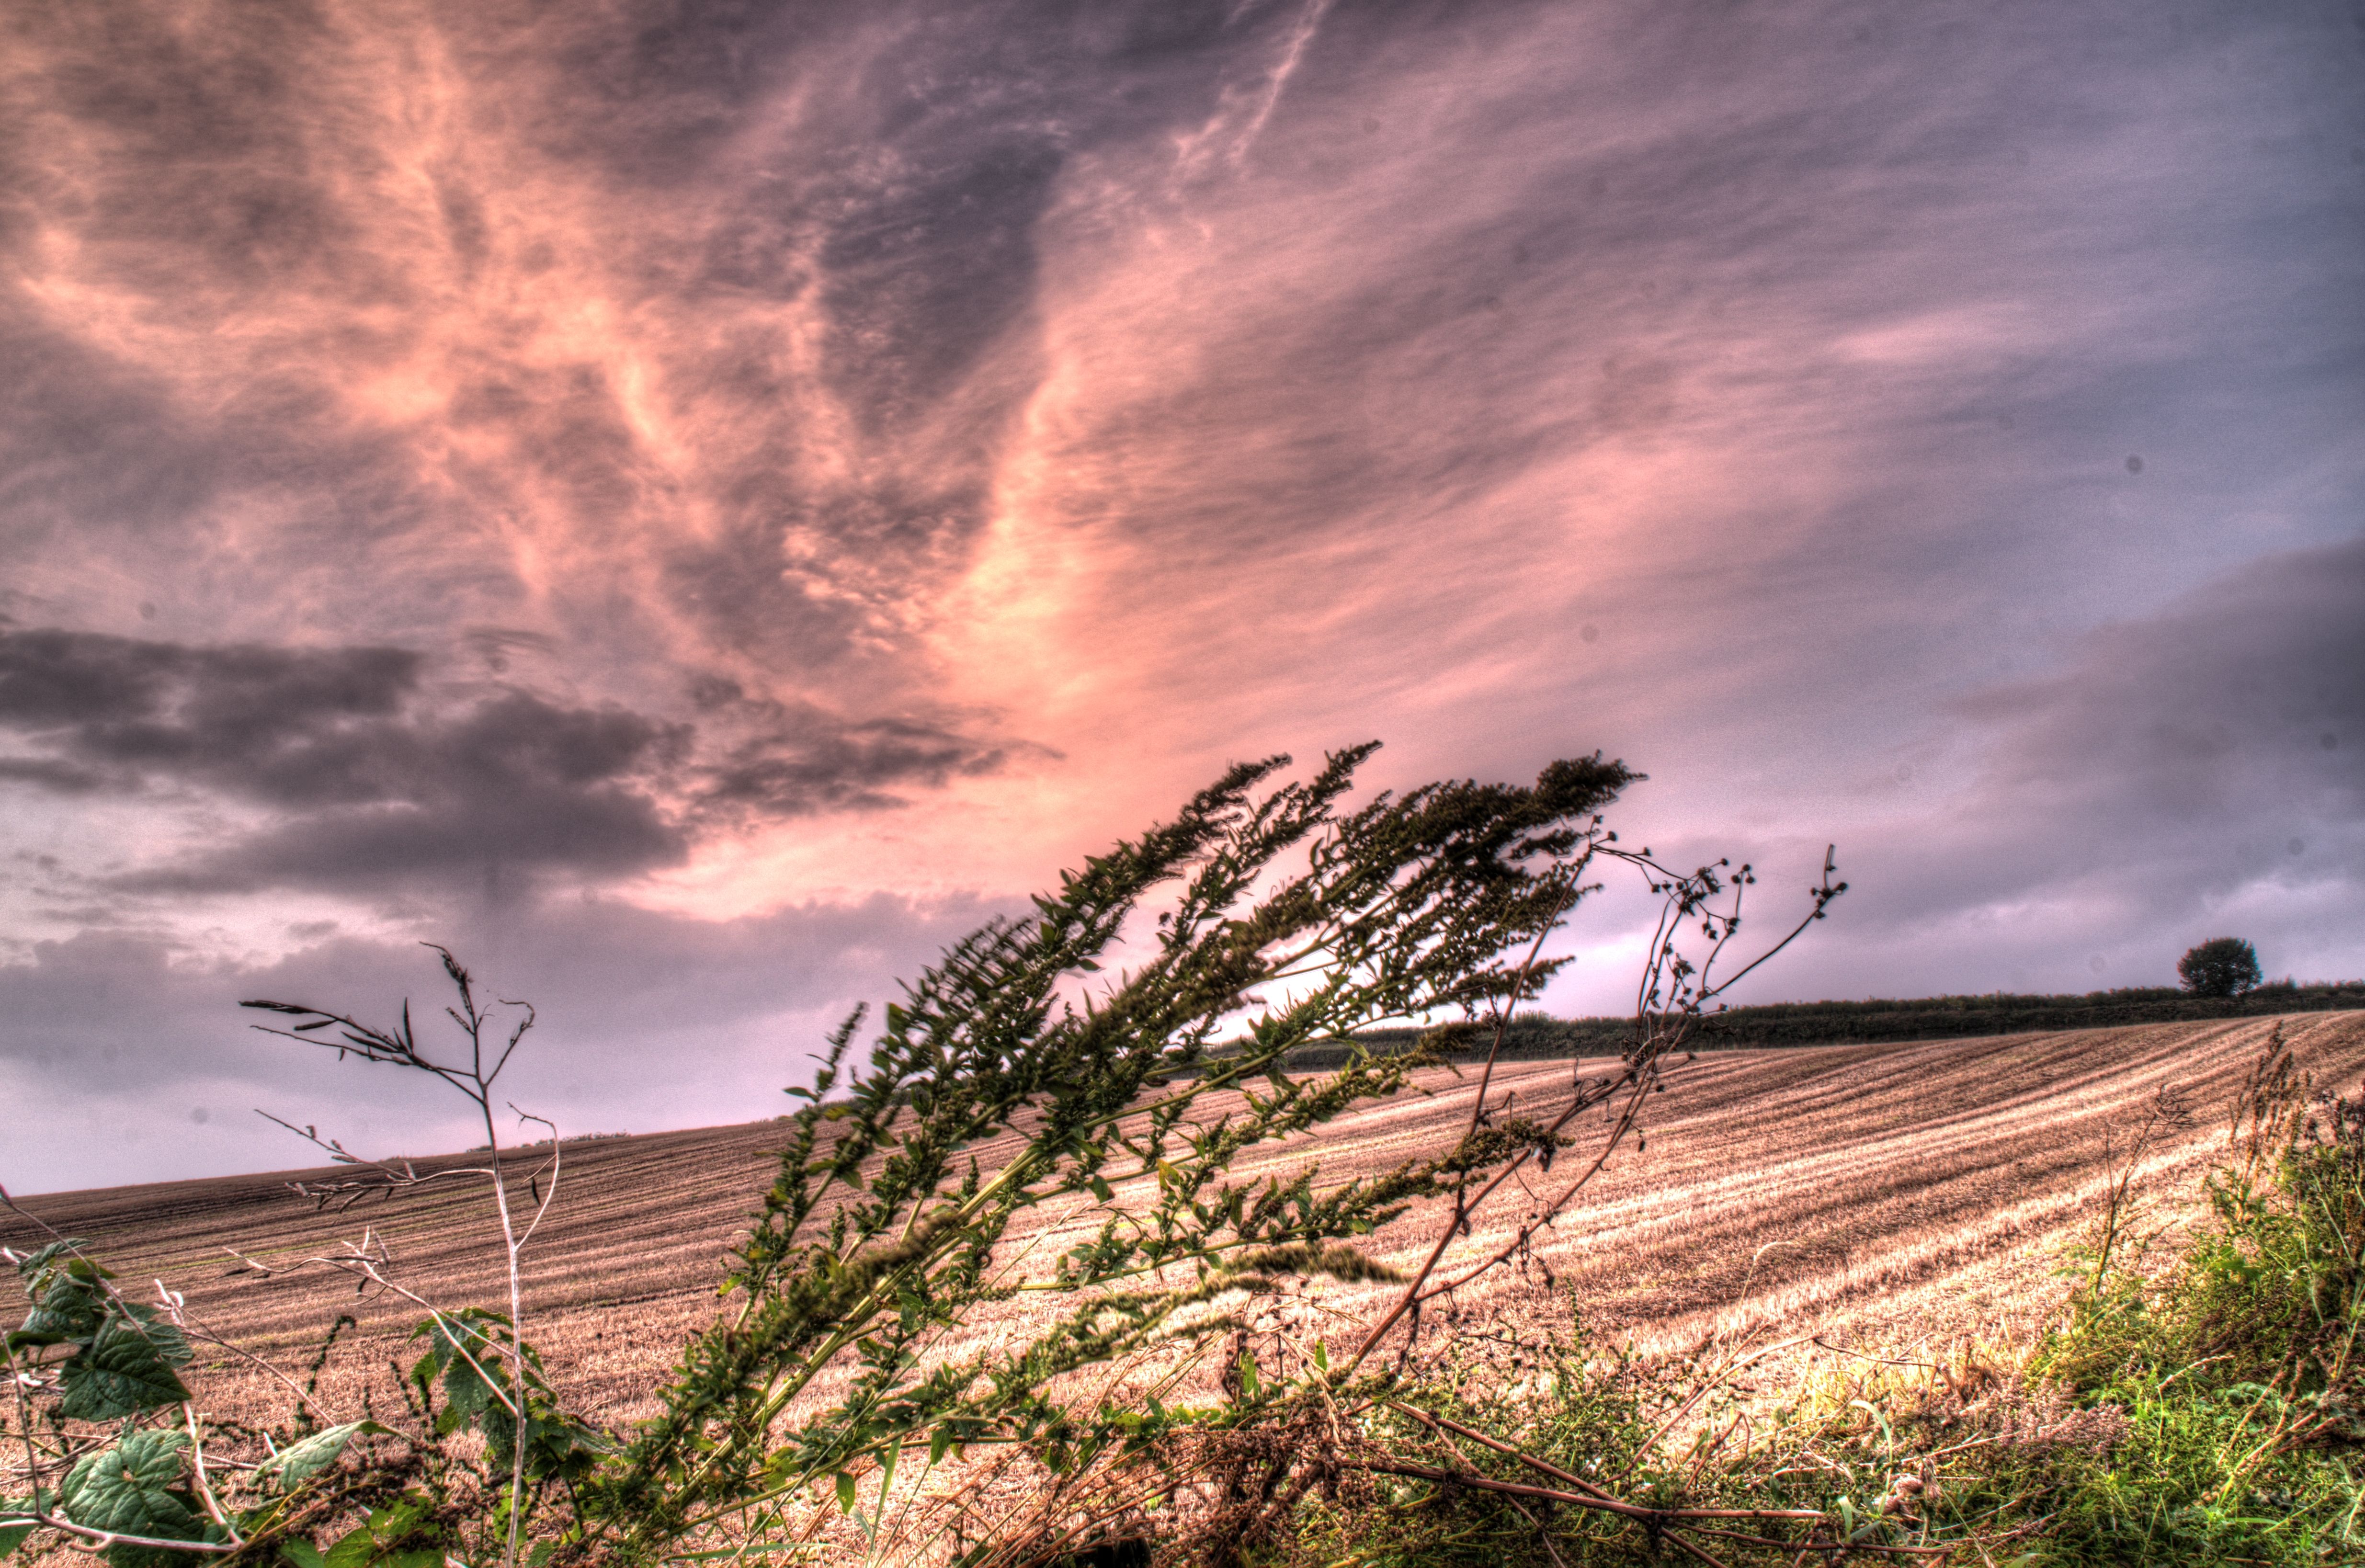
1,1494 -> 40,1560
254,1422 -> 391,1492
57,1318 -> 193,1420
58,1430 -> 201,1551
116,1305 -> 193,1367
834,1472 -> 856,1513
322,1493 -> 438,1568
321,1521 -> 379,1568
21,1275 -> 104,1341
440,1351 -> 500,1424
279,1542 -> 329,1568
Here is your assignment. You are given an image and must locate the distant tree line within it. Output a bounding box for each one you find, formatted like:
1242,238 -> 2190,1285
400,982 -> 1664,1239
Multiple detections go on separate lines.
1305,977 -> 2365,1066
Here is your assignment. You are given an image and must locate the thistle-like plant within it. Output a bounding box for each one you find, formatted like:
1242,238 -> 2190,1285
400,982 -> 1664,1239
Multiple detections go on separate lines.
569,743 -> 1657,1559
7,740 -> 1847,1568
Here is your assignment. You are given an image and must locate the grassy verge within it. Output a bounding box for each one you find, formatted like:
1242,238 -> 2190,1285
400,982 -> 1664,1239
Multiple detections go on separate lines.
1259,1030 -> 2365,1566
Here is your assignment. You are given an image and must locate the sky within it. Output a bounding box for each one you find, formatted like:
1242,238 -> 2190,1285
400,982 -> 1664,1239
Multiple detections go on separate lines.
2,0 -> 2360,1193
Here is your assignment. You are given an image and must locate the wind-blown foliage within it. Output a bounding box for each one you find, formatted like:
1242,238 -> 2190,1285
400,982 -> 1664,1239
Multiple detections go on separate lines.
575,744 -> 1639,1558
7,741 -> 1858,1568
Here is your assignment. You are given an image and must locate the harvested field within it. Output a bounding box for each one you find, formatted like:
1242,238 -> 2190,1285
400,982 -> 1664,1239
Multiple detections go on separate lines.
9,1012 -> 2362,1433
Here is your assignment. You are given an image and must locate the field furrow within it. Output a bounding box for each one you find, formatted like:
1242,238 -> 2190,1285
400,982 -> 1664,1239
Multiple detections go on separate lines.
9,1013 -> 2359,1429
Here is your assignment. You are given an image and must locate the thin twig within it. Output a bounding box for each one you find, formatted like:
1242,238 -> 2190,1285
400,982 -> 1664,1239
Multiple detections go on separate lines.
0,1510 -> 239,1554
183,1404 -> 245,1547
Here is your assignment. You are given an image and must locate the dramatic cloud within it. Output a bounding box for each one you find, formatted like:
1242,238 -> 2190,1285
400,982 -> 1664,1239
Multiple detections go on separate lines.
0,627 -> 1014,900
0,0 -> 2358,1190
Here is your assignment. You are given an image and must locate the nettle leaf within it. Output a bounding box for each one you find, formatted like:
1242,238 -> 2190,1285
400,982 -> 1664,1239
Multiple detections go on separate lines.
21,1276 -> 105,1342
57,1317 -> 193,1420
410,1315 -> 510,1436
440,1352 -> 500,1426
59,1429 -> 202,1549
254,1422 -> 393,1492
15,1239 -> 105,1286
319,1491 -> 442,1568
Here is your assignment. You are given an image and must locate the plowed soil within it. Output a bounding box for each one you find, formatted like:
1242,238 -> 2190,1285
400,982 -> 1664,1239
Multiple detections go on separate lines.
9,1012 -> 2361,1431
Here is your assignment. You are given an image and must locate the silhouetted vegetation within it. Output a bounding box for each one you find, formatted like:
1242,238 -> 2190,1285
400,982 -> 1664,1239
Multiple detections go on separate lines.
1312,980 -> 2365,1067
6,746 -> 1849,1567
2181,936 -> 2265,999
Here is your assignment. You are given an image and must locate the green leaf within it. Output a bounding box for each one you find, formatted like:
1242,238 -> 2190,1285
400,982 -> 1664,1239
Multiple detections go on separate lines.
1,1496 -> 39,1560
321,1493 -> 439,1568
12,1239 -> 85,1279
21,1274 -> 104,1341
58,1430 -> 201,1555
279,1543 -> 329,1568
56,1317 -> 192,1420
254,1422 -> 392,1493
1087,1176 -> 1114,1203
117,1305 -> 193,1367
834,1472 -> 856,1514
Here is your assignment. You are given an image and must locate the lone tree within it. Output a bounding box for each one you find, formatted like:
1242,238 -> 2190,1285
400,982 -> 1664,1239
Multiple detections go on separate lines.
2179,936 -> 2262,998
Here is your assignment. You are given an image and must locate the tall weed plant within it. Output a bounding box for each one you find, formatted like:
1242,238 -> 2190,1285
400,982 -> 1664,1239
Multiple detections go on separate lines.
0,747 -> 1778,1568
9,744 -> 1851,1567
21,745 -> 2355,1565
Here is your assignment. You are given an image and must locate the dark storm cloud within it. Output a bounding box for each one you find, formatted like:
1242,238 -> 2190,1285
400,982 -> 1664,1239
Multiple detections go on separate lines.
0,759 -> 106,793
685,675 -> 1029,820
696,718 -> 1017,819
1933,535 -> 2365,946
0,629 -> 1010,895
0,629 -> 421,797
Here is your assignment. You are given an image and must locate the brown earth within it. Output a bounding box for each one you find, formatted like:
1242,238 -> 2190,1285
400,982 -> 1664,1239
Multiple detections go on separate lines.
8,1012 -> 2361,1437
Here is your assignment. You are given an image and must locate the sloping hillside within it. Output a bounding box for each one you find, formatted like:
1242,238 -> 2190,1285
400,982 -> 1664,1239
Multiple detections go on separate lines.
9,1012 -> 2360,1428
